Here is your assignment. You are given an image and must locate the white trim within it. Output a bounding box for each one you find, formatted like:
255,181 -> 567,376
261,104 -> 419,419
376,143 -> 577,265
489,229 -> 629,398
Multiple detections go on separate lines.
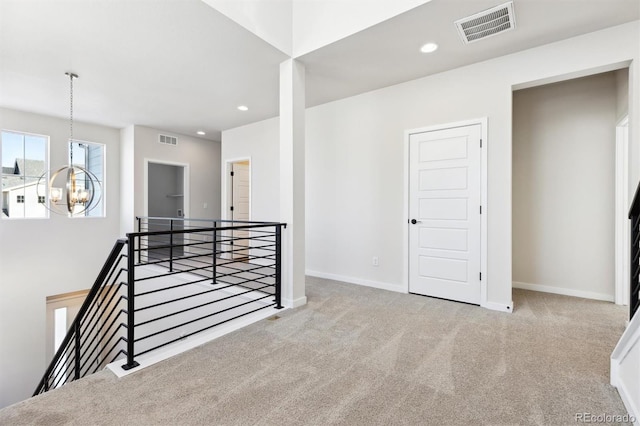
307,269 -> 405,294
143,158 -> 190,219
513,281 -> 614,302
616,115 -> 630,306
481,301 -> 513,313
403,118 -> 489,308
284,296 -> 308,308
610,312 -> 640,424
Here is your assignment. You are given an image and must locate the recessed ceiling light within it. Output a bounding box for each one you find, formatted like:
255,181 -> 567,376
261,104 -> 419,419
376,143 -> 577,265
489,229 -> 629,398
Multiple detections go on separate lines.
237,105 -> 249,111
197,131 -> 206,136
420,42 -> 439,53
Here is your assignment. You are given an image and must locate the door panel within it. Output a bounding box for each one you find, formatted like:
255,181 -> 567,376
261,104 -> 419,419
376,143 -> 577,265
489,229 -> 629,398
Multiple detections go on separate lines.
231,161 -> 250,259
409,124 -> 481,304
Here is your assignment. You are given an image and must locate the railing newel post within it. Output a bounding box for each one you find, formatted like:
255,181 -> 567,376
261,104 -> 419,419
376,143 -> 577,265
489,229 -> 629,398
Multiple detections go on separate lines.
137,217 -> 142,264
170,219 -> 174,272
275,224 -> 283,309
122,235 -> 139,371
213,221 -> 217,284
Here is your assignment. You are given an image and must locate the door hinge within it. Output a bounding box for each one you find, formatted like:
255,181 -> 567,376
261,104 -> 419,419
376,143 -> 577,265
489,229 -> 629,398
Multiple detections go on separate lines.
480,139 -> 482,148
480,205 -> 482,214
230,206 -> 234,211
230,171 -> 235,177
479,272 -> 482,281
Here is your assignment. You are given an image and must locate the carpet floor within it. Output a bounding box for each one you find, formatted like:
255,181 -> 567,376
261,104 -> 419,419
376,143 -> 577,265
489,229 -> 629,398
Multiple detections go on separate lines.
0,277 -> 631,425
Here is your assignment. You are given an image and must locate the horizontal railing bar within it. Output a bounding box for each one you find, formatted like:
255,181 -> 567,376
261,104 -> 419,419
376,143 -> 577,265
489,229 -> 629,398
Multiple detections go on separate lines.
136,302 -> 276,357
135,294 -> 275,344
135,283 -> 273,326
135,280 -> 263,312
128,223 -> 285,238
136,276 -> 214,297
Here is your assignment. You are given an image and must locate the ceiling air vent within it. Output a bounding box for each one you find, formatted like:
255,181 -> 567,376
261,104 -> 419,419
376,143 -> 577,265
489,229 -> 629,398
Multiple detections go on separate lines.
158,134 -> 177,146
455,1 -> 516,44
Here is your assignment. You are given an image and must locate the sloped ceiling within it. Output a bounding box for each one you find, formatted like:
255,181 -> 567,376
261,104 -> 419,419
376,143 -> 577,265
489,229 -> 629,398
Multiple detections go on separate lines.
0,0 -> 638,141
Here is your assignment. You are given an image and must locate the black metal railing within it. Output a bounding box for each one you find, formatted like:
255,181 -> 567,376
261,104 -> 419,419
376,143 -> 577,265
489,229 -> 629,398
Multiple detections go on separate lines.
34,217 -> 286,394
629,183 -> 640,320
121,217 -> 286,370
33,239 -> 129,395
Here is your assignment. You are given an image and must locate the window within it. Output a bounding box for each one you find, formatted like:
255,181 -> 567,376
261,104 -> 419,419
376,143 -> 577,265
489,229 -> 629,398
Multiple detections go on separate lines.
38,195 -> 45,204
69,141 -> 105,217
1,130 -> 48,218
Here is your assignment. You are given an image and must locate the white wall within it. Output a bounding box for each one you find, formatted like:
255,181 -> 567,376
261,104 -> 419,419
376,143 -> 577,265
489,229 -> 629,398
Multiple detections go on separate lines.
222,21 -> 639,310
512,72 -> 618,301
0,107 -> 121,408
292,0 -> 431,57
201,0 -> 293,55
617,68 -> 630,121
221,117 -> 280,221
204,0 -> 432,58
119,125 -> 221,234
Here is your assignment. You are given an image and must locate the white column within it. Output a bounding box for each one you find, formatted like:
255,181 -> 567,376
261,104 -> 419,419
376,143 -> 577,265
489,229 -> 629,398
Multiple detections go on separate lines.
279,58 -> 307,308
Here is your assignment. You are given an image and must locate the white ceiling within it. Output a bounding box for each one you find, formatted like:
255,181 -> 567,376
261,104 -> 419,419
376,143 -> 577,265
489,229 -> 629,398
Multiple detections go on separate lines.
0,0 -> 638,142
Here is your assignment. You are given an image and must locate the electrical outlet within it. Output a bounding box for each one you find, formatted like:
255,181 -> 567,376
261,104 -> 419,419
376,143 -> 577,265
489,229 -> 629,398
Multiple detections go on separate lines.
372,256 -> 379,267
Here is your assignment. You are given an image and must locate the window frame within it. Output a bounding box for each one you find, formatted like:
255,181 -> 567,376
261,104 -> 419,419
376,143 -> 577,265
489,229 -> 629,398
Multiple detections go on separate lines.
1,129 -> 50,220
68,139 -> 106,218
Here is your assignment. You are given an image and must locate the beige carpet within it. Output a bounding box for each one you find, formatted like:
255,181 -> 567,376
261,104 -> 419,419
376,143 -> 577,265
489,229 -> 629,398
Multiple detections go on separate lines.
0,277 -> 631,425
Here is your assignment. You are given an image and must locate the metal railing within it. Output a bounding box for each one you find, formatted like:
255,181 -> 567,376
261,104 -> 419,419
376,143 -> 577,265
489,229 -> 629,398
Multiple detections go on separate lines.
34,217 -> 286,393
629,183 -> 640,320
121,217 -> 286,370
34,239 -> 128,395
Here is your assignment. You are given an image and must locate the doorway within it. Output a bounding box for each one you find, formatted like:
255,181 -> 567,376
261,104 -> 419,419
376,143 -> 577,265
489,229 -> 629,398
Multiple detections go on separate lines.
145,160 -> 189,259
512,71 -> 625,302
46,290 -> 87,386
406,121 -> 486,305
226,159 -> 251,259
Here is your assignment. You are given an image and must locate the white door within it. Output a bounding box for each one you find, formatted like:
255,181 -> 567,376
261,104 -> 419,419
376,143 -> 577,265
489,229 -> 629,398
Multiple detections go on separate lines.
409,124 -> 482,304
231,161 -> 250,259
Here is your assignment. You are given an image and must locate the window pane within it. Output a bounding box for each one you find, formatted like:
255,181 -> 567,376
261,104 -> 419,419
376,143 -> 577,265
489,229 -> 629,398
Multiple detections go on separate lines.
1,131 -> 48,219
70,141 -> 104,217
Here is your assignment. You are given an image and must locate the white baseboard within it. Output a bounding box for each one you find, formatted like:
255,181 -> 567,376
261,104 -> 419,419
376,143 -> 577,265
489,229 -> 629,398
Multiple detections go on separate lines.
306,270 -> 405,294
284,296 -> 307,308
513,281 -> 614,302
481,300 -> 514,313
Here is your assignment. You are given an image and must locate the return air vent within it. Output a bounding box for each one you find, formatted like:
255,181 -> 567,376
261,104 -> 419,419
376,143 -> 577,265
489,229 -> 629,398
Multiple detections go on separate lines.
158,134 -> 177,146
455,1 -> 516,44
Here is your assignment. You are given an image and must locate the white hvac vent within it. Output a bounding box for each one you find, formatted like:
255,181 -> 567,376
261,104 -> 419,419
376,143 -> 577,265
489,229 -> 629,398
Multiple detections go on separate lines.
455,1 -> 516,44
158,134 -> 177,146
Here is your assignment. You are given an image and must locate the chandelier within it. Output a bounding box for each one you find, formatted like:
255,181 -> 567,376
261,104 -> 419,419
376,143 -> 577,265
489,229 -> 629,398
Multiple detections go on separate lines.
38,72 -> 101,216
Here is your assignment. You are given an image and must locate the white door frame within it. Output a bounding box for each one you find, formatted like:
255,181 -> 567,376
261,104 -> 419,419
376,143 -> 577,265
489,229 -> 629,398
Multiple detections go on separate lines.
143,158 -> 190,219
615,115 -> 630,306
403,118 -> 489,308
223,157 -> 252,221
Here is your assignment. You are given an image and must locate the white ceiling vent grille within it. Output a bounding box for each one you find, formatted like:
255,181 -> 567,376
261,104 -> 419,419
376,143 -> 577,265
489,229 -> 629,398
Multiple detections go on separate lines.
455,1 -> 516,44
158,134 -> 178,146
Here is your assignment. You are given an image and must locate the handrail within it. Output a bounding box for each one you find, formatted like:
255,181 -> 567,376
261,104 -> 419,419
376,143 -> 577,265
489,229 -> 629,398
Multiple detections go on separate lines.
629,181 -> 640,320
33,239 -> 128,395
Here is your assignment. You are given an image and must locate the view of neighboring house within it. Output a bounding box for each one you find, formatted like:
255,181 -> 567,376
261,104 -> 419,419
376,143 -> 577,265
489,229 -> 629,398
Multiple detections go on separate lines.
1,159 -> 46,218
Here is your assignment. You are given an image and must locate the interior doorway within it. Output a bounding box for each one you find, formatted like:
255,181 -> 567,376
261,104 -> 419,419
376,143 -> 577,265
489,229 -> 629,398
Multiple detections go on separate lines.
46,290 -> 88,387
145,160 -> 189,259
512,70 -> 628,302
